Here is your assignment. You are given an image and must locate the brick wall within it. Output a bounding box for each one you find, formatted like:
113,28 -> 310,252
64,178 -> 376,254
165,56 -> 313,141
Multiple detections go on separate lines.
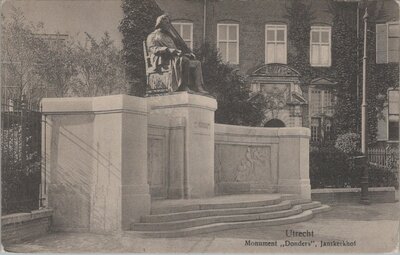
157,0 -> 335,74
155,0 -> 398,75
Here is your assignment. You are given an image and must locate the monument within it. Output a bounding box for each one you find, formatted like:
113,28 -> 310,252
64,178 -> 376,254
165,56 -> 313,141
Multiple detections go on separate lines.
145,14 -> 208,94
38,15 -> 311,233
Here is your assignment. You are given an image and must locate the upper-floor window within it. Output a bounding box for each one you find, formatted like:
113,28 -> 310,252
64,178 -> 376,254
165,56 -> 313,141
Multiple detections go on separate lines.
376,23 -> 400,64
309,88 -> 335,116
310,26 -> 331,67
265,24 -> 287,64
217,23 -> 239,64
388,89 -> 399,141
172,22 -> 193,50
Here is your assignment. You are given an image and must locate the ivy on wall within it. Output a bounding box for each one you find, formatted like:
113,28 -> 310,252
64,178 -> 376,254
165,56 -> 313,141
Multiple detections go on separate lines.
329,1 -> 359,138
286,0 -> 314,83
286,0 -> 399,144
357,1 -> 400,143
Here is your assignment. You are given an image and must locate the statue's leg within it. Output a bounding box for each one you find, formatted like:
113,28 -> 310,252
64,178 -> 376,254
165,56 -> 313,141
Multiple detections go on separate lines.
190,60 -> 207,93
176,56 -> 194,92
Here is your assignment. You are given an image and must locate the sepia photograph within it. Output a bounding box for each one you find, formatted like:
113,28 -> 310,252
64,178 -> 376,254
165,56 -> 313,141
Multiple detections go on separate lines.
0,0 -> 399,253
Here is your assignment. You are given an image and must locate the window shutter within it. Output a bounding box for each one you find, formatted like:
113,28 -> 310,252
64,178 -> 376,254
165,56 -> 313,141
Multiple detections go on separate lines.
388,24 -> 400,63
376,24 -> 388,64
388,89 -> 399,115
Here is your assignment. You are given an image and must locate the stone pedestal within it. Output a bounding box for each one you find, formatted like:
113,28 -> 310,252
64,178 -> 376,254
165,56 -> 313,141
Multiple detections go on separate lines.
147,92 -> 217,198
277,128 -> 311,199
41,95 -> 150,232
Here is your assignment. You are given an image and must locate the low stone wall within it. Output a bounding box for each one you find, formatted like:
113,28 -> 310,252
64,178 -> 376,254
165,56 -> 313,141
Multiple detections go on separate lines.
311,187 -> 397,204
1,209 -> 53,244
40,93 -> 313,234
214,124 -> 311,199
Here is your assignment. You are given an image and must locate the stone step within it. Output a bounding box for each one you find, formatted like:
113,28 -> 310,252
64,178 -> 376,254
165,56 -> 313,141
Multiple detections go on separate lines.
310,204 -> 331,214
150,196 -> 283,215
290,198 -> 313,205
141,200 -> 293,223
133,205 -> 303,231
133,210 -> 314,238
297,201 -> 322,210
281,194 -> 300,200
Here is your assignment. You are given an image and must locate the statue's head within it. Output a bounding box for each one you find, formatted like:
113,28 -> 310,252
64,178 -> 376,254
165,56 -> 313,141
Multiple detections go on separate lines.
155,14 -> 171,30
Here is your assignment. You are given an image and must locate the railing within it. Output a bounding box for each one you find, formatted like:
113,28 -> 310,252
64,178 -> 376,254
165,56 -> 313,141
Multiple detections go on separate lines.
368,144 -> 399,170
1,97 -> 42,215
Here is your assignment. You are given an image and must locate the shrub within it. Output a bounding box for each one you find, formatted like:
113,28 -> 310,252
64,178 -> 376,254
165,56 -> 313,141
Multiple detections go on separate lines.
194,43 -> 265,126
1,124 -> 41,214
310,145 -> 398,189
119,0 -> 163,96
367,164 -> 399,189
310,146 -> 354,188
335,132 -> 360,155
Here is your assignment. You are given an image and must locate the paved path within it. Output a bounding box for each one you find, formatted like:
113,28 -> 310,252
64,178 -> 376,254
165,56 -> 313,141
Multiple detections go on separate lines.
4,202 -> 399,253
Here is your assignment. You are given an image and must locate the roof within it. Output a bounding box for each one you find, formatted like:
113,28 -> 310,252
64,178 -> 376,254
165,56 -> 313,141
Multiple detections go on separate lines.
310,77 -> 337,86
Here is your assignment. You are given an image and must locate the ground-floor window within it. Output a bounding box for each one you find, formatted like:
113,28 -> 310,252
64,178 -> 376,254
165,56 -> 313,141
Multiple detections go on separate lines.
311,118 -> 320,142
388,89 -> 399,141
311,117 -> 333,143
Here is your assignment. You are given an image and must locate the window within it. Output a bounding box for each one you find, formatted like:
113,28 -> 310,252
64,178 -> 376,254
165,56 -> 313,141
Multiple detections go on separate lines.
288,105 -> 302,127
325,119 -> 333,141
217,24 -> 239,64
388,89 -> 399,141
309,88 -> 335,116
310,26 -> 331,67
311,118 -> 320,142
172,22 -> 193,49
310,89 -> 322,115
323,90 -> 335,115
376,23 -> 400,64
265,24 -> 287,64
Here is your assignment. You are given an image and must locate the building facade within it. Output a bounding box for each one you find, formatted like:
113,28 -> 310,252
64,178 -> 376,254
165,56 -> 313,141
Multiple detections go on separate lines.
3,0 -> 399,145
157,0 -> 399,145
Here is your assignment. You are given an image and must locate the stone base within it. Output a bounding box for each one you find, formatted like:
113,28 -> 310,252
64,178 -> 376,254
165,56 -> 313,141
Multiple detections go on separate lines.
122,193 -> 151,229
216,182 -> 277,195
278,179 -> 311,199
167,188 -> 185,199
147,92 -> 217,199
42,95 -> 151,233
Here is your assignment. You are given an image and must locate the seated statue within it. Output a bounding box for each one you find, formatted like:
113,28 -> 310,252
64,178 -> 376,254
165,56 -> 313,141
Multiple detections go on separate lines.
146,14 -> 208,94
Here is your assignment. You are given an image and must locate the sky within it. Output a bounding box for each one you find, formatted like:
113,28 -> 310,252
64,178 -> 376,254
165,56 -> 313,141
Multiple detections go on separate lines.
2,0 -> 124,47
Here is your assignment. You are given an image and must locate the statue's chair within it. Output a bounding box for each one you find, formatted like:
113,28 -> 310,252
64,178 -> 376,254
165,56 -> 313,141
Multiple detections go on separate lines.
143,41 -> 173,96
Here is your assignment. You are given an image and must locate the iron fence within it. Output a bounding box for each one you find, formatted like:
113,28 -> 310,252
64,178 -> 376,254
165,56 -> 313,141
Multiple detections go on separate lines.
1,97 -> 42,214
368,144 -> 399,170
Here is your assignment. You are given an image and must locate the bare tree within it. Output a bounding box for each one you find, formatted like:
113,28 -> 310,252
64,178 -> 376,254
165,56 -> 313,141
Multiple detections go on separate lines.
1,7 -> 48,103
71,32 -> 129,97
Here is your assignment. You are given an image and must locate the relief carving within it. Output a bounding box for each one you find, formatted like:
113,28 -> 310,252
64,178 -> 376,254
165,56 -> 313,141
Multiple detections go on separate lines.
235,146 -> 270,182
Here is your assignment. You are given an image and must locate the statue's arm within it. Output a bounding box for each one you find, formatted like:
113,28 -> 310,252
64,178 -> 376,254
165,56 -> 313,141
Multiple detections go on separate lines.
147,34 -> 178,56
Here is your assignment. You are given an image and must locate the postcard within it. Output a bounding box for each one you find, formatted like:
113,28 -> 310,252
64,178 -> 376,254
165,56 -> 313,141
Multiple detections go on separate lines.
1,0 -> 399,253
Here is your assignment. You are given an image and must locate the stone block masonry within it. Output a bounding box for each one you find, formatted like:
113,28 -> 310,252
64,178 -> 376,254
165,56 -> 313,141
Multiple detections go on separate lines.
147,92 -> 218,199
41,95 -> 150,232
215,124 -> 311,199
